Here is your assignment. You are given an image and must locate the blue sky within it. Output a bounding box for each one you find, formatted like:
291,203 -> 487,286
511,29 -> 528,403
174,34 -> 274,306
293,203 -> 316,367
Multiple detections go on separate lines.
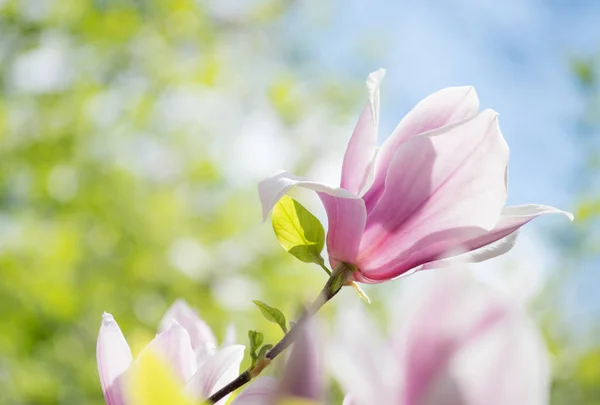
284,0 -> 600,211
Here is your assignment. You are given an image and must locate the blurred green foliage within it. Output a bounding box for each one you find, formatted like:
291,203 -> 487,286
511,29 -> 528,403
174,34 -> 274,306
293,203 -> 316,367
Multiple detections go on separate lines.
0,0 -> 360,403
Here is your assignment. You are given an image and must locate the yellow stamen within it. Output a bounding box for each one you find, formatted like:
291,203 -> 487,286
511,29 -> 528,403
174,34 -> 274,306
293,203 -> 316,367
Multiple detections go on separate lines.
350,281 -> 371,303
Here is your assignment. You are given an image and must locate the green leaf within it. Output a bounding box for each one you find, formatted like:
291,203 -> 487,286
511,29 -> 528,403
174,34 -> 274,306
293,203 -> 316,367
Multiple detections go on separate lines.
253,300 -> 288,333
248,330 -> 264,366
248,330 -> 264,353
272,195 -> 325,264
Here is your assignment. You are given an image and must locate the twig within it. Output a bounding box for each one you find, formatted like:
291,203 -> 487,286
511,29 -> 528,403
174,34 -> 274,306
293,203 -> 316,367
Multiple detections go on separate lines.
207,263 -> 352,403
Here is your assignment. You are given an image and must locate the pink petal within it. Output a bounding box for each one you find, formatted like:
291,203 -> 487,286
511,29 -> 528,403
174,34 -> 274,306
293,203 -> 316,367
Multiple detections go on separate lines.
332,273 -> 550,405
258,170 -> 358,222
356,110 -> 508,282
418,204 -> 573,270
450,307 -> 550,405
318,193 -> 367,266
278,321 -> 322,400
159,299 -> 217,356
230,377 -> 278,405
328,306 -> 401,405
394,275 -> 504,405
340,69 -> 385,195
96,313 -> 133,405
342,395 -> 357,405
186,345 -> 245,405
393,273 -> 549,405
144,321 -> 196,383
363,86 -> 480,210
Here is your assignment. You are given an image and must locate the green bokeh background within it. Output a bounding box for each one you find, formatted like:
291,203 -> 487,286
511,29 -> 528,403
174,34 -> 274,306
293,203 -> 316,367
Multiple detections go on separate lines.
0,0 -> 598,404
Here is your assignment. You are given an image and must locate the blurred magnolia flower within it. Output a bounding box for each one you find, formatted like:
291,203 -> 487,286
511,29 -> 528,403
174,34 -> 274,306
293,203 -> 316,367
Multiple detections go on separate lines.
330,272 -> 550,405
97,299 -> 243,405
231,321 -> 322,405
259,69 -> 572,284
126,350 -> 197,405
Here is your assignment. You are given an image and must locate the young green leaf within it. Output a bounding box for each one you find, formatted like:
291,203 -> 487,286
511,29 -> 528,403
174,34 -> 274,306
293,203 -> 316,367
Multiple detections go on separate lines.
247,330 -> 264,367
272,195 -> 325,264
248,330 -> 264,352
253,300 -> 288,333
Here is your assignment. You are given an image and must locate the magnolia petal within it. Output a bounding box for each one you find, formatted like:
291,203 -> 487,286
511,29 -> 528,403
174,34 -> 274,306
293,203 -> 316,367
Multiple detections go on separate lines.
328,306 -> 400,405
451,309 -> 550,405
159,299 -> 217,357
342,395 -> 357,405
418,232 -> 520,272
186,344 -> 245,405
391,272 -> 550,405
127,350 -> 197,405
393,274 -> 504,405
144,322 -> 196,383
363,86 -> 480,209
97,313 -> 133,405
500,204 -> 574,222
418,204 -> 573,270
340,69 -> 385,195
356,110 -> 508,281
258,170 -> 358,222
432,275 -> 549,405
230,377 -> 278,405
278,321 -> 322,400
318,193 -> 367,265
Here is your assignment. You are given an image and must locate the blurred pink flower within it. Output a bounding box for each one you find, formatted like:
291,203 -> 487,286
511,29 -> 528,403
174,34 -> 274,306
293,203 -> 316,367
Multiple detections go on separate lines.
330,272 -> 550,405
96,299 -> 243,405
259,69 -> 572,283
231,320 -> 323,405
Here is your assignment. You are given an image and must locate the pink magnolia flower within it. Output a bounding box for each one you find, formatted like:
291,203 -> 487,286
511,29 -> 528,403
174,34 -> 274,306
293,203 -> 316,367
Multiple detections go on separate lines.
330,272 -> 550,405
97,299 -> 244,405
259,69 -> 572,283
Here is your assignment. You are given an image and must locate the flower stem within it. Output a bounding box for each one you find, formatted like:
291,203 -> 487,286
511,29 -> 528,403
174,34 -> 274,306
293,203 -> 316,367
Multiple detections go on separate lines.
206,263 -> 353,404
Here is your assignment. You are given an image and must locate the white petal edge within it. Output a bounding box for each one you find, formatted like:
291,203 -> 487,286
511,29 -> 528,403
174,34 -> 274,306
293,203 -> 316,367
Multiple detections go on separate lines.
366,69 -> 385,126
258,170 -> 359,221
501,204 -> 574,221
97,313 -> 133,405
